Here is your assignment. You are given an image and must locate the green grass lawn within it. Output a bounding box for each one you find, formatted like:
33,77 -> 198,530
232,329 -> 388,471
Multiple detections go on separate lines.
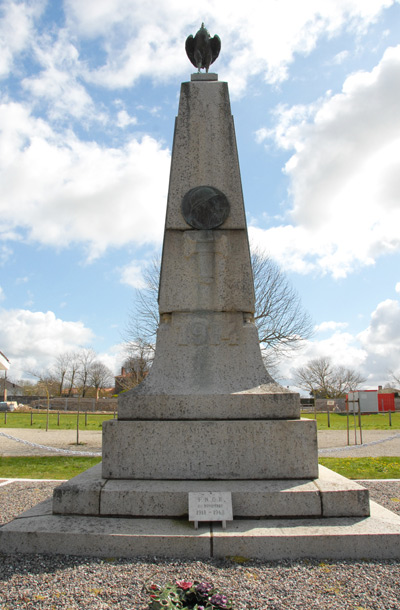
0,456 -> 398,480
301,411 -> 400,430
0,411 -> 115,430
319,457 -> 400,479
0,456 -> 102,479
1,411 -> 398,431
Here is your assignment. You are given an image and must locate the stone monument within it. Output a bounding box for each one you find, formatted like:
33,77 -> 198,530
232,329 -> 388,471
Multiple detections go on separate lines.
1,26 -> 399,559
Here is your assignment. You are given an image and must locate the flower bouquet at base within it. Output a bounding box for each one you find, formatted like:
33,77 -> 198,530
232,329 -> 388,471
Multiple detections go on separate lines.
147,580 -> 233,609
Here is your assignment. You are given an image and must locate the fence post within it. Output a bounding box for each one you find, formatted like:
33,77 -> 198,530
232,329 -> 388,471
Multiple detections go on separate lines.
389,410 -> 392,427
85,411 -> 88,427
327,407 -> 330,428
76,407 -> 80,445
4,411 -> 6,424
31,411 -> 33,426
57,411 -> 60,426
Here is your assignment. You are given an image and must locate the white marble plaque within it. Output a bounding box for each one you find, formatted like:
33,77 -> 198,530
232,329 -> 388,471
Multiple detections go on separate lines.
189,491 -> 233,527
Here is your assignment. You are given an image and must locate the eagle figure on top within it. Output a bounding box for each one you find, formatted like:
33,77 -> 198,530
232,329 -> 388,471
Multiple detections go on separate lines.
185,23 -> 221,73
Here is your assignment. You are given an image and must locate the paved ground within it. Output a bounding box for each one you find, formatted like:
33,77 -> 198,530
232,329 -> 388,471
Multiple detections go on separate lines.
1,427 -> 400,457
0,428 -> 102,457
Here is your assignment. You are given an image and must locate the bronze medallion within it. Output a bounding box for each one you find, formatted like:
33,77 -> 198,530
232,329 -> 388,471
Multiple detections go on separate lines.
181,186 -> 230,229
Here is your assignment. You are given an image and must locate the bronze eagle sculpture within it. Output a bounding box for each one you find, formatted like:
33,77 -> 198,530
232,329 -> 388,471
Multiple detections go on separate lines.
185,23 -> 221,73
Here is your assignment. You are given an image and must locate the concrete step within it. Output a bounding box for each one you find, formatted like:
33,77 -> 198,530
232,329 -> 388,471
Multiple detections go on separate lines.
1,499 -> 399,560
52,465 -> 370,519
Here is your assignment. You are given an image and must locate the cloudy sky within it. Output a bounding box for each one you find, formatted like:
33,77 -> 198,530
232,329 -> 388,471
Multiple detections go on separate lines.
1,0 -> 400,391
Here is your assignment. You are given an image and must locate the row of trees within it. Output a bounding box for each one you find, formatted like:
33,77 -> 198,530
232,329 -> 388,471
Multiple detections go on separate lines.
23,349 -> 115,399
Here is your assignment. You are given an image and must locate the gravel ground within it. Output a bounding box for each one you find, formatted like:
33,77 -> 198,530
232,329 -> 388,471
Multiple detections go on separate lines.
1,480 -> 400,609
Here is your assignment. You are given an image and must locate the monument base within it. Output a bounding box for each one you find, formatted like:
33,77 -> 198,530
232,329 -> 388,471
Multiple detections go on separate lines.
3,466 -> 399,560
1,497 -> 399,560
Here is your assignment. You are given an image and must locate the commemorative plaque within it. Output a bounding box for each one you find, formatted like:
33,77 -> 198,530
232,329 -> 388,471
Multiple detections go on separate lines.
189,491 -> 233,529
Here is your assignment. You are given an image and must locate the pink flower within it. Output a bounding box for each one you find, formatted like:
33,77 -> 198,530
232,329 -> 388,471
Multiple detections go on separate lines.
176,580 -> 193,590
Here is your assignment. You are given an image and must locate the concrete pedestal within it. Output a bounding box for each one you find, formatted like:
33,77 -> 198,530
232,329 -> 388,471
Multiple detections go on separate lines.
102,419 -> 318,480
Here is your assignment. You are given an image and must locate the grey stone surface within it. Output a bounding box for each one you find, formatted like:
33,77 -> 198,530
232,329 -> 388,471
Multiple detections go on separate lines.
164,80 -> 246,231
158,230 -> 254,314
0,501 -> 211,558
53,465 -> 369,519
2,498 -> 399,560
53,463 -> 105,515
191,73 -> 218,81
101,479 -> 322,518
118,389 -> 300,420
125,312 -> 275,397
316,465 -> 370,517
212,501 -> 400,560
102,419 -> 318,480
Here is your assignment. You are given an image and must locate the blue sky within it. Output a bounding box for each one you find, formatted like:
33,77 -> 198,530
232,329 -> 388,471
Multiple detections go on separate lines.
1,0 -> 400,391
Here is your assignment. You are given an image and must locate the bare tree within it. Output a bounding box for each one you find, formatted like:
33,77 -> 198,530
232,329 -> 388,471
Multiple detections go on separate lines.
119,338 -> 154,391
292,357 -> 365,398
126,248 -> 313,370
251,246 -> 313,367
388,369 -> 400,388
125,257 -> 160,345
52,352 -> 71,396
89,361 -> 114,399
77,348 -> 97,397
65,351 -> 81,396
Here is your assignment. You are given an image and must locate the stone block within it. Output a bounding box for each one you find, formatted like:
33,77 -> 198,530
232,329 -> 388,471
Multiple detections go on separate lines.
102,419 -> 318,480
99,479 -> 322,518
130,312 -> 275,395
159,230 -> 254,314
118,388 -> 300,420
53,463 -> 105,515
53,465 -> 368,520
316,465 -> 370,517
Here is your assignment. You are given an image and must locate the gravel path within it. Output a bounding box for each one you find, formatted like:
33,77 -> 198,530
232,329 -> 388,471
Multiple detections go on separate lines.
1,480 -> 400,609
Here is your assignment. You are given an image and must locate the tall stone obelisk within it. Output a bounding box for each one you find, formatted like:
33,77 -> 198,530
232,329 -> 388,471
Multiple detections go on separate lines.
101,72 -> 319,482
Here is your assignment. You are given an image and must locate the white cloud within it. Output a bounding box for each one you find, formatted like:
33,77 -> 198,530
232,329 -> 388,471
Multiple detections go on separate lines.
395,282 -> 400,293
254,44 -> 400,278
358,299 -> 400,354
315,321 -> 349,332
119,261 -> 146,289
0,244 -> 12,266
0,308 -> 94,379
0,0 -> 43,78
96,342 -> 128,375
63,0 -> 394,95
0,101 -> 170,258
116,110 -> 138,128
279,295 -> 400,389
0,286 -> 4,301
